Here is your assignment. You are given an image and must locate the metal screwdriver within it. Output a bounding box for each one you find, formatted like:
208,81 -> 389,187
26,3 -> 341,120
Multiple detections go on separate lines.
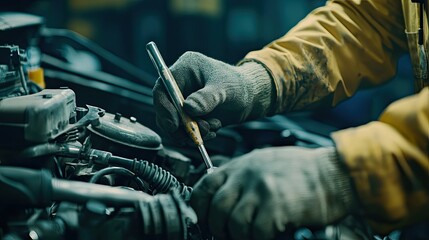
146,41 -> 215,173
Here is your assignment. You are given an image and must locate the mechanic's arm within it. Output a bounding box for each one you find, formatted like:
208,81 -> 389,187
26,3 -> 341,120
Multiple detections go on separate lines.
240,0 -> 428,234
332,87 -> 429,234
243,0 -> 408,112
153,1 -> 407,140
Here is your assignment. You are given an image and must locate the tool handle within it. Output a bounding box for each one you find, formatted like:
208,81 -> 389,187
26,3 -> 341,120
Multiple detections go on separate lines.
146,42 -> 203,145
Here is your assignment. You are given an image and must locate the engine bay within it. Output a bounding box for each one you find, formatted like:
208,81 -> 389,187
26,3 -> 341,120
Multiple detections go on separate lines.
0,88 -> 201,239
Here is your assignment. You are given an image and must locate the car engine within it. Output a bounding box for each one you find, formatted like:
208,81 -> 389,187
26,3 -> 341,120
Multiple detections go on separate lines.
0,87 -> 202,239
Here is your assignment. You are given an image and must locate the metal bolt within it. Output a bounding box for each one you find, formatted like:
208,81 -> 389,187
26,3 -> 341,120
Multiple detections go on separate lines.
75,107 -> 89,121
114,113 -> 122,122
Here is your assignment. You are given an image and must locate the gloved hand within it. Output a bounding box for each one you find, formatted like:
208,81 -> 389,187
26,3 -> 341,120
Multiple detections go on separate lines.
190,146 -> 356,240
153,52 -> 274,142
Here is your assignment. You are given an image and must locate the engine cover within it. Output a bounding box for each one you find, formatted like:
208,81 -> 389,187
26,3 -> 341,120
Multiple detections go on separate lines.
0,88 -> 76,147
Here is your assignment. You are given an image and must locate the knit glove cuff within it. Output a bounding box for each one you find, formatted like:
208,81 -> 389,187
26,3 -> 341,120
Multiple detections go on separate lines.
318,147 -> 357,223
237,61 -> 276,119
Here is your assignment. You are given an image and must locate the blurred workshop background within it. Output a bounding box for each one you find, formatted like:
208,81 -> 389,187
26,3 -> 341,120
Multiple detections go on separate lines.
2,0 -> 415,130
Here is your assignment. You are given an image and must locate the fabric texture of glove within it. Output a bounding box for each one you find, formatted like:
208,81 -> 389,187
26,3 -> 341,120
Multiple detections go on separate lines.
153,51 -> 274,142
190,146 -> 356,240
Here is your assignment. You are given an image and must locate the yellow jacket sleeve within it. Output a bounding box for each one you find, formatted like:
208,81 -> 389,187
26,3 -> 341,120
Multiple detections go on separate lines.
241,0 -> 427,233
332,87 -> 429,234
242,0 -> 407,113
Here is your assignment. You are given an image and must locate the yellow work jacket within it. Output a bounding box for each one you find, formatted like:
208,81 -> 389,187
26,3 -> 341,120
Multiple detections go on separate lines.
242,0 -> 429,234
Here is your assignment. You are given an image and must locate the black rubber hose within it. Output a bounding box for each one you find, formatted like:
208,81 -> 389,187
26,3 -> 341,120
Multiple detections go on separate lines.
107,155 -> 192,201
17,143 -> 80,160
0,167 -> 53,207
137,190 -> 197,240
0,166 -> 153,207
89,166 -> 146,191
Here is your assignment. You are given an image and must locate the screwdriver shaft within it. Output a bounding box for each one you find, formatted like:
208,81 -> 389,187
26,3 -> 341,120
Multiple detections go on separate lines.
198,144 -> 214,169
146,41 -> 215,172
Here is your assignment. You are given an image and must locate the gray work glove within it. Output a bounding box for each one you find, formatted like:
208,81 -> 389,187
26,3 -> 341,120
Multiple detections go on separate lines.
153,52 -> 274,142
190,146 -> 356,240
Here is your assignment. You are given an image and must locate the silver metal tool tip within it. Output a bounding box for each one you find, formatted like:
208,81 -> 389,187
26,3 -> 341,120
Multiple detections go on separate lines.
198,144 -> 214,169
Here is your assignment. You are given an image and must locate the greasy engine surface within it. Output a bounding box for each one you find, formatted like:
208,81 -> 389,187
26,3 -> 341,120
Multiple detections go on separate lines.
0,89 -> 200,240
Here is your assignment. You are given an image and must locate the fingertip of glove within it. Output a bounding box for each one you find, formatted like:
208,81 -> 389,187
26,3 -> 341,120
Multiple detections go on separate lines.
204,132 -> 216,141
187,120 -> 215,142
207,118 -> 222,131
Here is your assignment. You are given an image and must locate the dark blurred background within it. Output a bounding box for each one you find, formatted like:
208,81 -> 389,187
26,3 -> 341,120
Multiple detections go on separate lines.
8,0 -> 325,73
1,0 -> 415,130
